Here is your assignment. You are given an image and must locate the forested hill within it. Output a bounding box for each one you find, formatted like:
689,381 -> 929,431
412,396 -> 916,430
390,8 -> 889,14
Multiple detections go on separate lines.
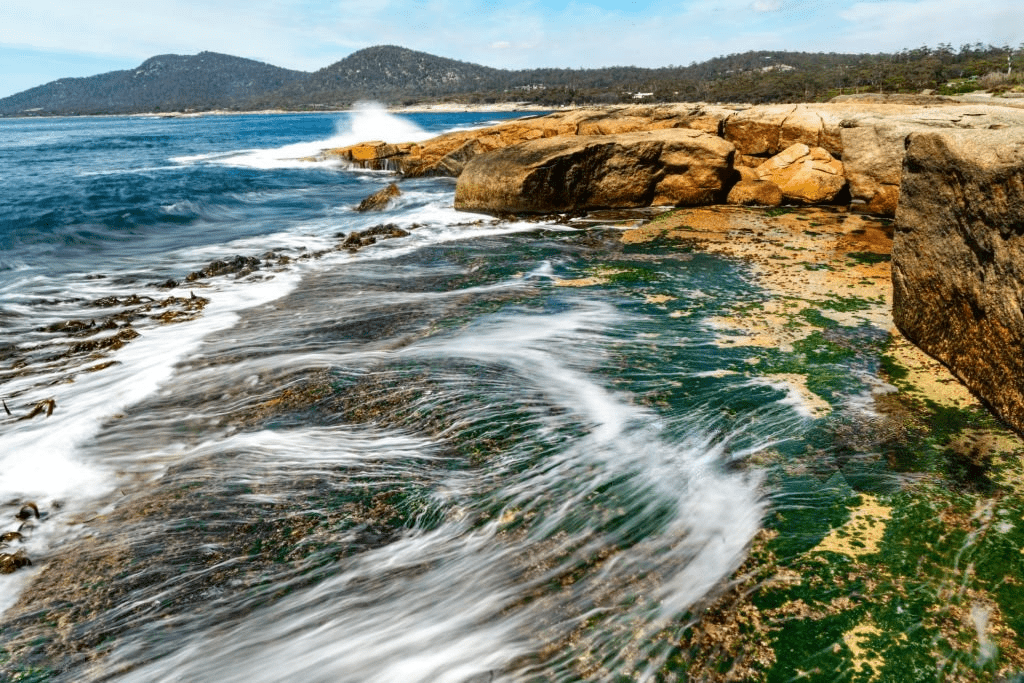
2,43 -> 1021,116
0,52 -> 307,116
262,45 -> 505,104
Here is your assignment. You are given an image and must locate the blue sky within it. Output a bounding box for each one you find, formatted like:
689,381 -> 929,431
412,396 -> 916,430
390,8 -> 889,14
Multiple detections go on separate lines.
1,0 -> 1021,98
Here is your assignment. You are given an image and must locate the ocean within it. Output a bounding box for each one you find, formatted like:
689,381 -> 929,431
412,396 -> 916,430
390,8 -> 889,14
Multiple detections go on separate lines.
1,106 -> 883,681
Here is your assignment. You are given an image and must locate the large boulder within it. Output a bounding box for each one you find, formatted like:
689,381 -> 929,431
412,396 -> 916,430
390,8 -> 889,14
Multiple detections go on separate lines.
839,124 -> 909,216
754,144 -> 846,204
454,129 -> 735,214
316,101 -> 1024,216
892,128 -> 1024,435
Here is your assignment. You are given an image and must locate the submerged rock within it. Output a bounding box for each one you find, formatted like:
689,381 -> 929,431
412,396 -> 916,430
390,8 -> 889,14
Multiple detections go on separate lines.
454,129 -> 735,214
892,128 -> 1024,435
340,223 -> 411,251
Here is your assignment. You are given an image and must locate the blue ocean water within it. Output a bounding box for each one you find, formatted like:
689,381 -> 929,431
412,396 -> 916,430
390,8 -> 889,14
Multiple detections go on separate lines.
0,110 -> 522,278
0,108 -> 814,682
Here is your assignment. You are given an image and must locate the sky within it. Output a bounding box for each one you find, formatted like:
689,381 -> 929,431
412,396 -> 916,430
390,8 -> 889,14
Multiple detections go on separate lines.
1,0 -> 1022,98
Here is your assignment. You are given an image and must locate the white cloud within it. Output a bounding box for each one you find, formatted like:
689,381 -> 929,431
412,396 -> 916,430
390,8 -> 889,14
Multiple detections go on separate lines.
838,0 -> 1023,50
752,0 -> 782,12
490,41 -> 513,49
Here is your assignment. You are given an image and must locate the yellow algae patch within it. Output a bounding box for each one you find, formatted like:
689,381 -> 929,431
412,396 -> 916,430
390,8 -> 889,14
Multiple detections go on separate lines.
759,373 -> 832,418
843,620 -> 887,681
812,495 -> 892,557
708,298 -> 812,351
554,267 -> 626,288
624,206 -> 897,352
698,369 -> 741,379
555,276 -> 609,287
620,207 -> 895,333
645,293 -> 676,304
818,305 -> 890,331
885,330 -> 976,408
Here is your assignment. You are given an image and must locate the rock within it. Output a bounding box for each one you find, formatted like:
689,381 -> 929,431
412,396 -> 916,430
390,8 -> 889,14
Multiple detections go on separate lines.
841,124 -> 916,216
892,128 -> 1024,436
340,223 -> 411,251
355,183 -> 401,212
185,255 -> 262,282
735,165 -> 760,182
315,101 -> 1024,216
0,550 -> 31,574
726,180 -> 783,207
454,129 -> 735,214
840,105 -> 1024,215
754,144 -> 846,204
723,105 -> 794,156
736,154 -> 766,169
321,141 -> 413,171
722,105 -> 844,159
318,105 -> 736,178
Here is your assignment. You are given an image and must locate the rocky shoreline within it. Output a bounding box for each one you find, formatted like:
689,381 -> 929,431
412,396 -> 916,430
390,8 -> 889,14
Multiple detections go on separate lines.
324,98 -> 1024,439
318,98 -> 1024,216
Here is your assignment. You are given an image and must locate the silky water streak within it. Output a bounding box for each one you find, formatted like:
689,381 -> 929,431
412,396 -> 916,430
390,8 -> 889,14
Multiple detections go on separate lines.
105,299 -> 767,683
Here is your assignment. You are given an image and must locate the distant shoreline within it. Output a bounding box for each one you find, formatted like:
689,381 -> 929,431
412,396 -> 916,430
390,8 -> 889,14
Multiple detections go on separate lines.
0,103 -> 563,121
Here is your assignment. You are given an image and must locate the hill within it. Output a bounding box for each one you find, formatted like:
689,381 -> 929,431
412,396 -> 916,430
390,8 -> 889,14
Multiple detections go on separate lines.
263,45 -> 504,105
0,52 -> 307,116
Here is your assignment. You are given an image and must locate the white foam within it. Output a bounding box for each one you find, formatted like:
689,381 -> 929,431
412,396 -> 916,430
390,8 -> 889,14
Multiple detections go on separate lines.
170,102 -> 432,171
0,270 -> 301,617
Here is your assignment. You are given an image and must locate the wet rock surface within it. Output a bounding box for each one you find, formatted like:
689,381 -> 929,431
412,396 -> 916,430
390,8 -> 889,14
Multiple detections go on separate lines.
4,206 -> 1024,679
355,182 -> 401,212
